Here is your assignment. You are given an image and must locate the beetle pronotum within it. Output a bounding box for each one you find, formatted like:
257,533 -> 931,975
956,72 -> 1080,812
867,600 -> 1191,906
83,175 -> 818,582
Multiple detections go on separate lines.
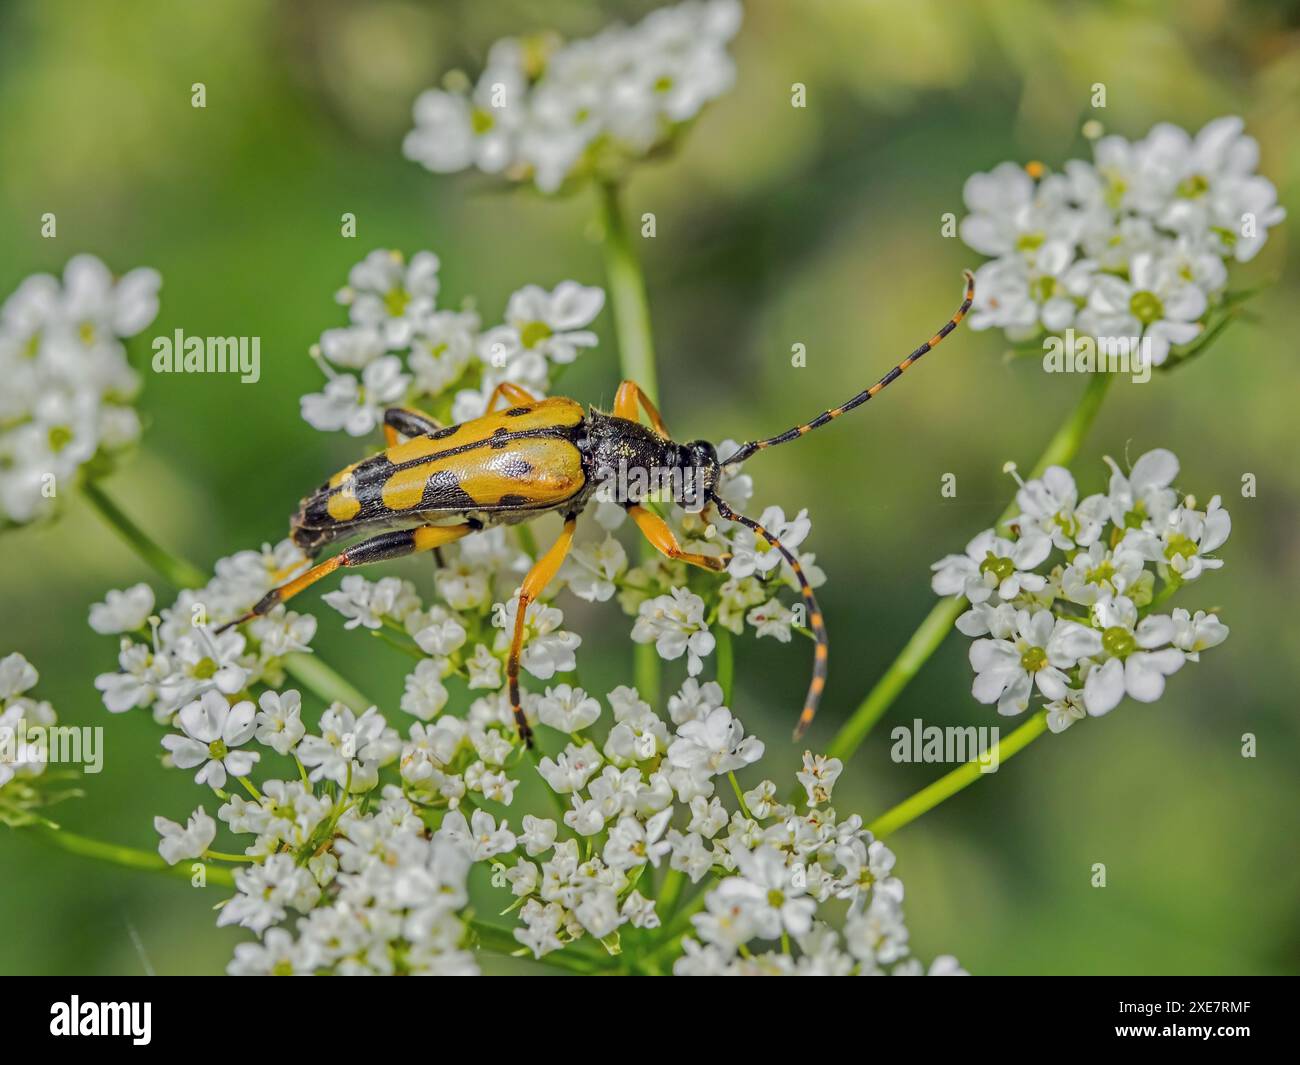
220,272 -> 974,744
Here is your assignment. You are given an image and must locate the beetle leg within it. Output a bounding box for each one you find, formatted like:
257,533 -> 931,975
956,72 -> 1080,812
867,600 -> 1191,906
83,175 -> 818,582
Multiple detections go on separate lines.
627,505 -> 729,571
507,513 -> 578,747
485,381 -> 539,413
383,407 -> 444,447
217,523 -> 474,632
613,380 -> 669,439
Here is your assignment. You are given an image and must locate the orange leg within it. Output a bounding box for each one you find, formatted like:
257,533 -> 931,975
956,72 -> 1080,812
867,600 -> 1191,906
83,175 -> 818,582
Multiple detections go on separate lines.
613,380 -> 669,438
627,505 -> 728,572
217,523 -> 474,632
485,381 -> 539,413
508,513 -> 578,745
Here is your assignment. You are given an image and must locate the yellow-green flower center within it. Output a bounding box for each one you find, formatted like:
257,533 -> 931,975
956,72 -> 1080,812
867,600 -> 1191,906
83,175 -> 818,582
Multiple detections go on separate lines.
192,657 -> 218,680
1101,625 -> 1136,658
1020,645 -> 1048,672
48,426 -> 73,452
1029,274 -> 1057,303
1164,532 -> 1198,561
980,552 -> 1016,583
208,738 -> 229,760
1177,173 -> 1209,199
1085,558 -> 1116,586
519,320 -> 552,349
1129,290 -> 1164,326
470,107 -> 495,134
384,287 -> 411,318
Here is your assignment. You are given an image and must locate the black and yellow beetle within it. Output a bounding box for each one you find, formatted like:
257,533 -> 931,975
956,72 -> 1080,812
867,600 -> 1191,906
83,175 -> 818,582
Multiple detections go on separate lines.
221,272 -> 974,744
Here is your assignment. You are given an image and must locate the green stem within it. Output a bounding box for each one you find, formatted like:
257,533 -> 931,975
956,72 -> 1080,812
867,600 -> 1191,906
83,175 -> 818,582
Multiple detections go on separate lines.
597,180 -> 659,402
867,710 -> 1049,838
599,178 -> 664,707
656,867 -> 684,917
824,374 -> 1112,763
82,478 -> 208,588
26,825 -> 237,887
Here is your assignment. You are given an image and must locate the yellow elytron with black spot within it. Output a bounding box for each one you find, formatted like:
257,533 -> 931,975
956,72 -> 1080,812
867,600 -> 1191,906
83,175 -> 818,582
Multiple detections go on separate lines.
221,273 -> 974,744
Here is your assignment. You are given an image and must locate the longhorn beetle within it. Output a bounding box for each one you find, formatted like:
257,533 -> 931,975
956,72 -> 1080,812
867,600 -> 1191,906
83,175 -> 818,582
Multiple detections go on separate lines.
220,272 -> 974,745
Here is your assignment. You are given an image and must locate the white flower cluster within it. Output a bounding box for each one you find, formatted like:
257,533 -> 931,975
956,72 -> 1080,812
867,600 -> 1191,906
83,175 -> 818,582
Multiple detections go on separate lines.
961,116 -> 1283,366
82,443 -> 947,974
672,753 -> 966,976
91,543 -> 318,724
932,449 -> 1230,733
0,255 -> 160,525
300,249 -> 605,433
0,653 -> 58,803
156,776 -> 477,975
403,0 -> 742,193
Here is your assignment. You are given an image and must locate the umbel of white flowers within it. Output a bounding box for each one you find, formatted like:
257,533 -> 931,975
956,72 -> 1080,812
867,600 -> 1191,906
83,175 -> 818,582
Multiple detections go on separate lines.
402,0 -> 743,193
932,448 -> 1230,734
960,116 -> 1284,366
0,255 -> 161,525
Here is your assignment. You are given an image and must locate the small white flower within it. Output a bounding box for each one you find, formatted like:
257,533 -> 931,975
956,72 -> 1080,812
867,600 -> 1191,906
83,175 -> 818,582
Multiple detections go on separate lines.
436,809 -> 517,860
161,690 -> 260,790
1130,496 -> 1231,581
297,704 -> 400,792
746,597 -> 795,642
931,528 -> 1051,604
88,583 -> 155,635
969,609 -> 1100,716
520,815 -> 558,857
1059,540 -> 1149,606
796,752 -> 843,806
603,810 -> 672,871
722,845 -> 816,940
631,588 -> 715,677
300,355 -> 410,436
218,854 -> 319,934
668,705 -> 764,777
622,890 -> 660,930
559,535 -> 627,603
1043,689 -> 1089,734
1169,608 -> 1229,660
154,806 -> 217,865
254,689 -> 305,755
726,506 -> 810,579
336,249 -> 441,348
537,741 -> 602,794
1080,251 -> 1204,367
1081,596 -> 1186,717
535,683 -> 602,732
493,598 -> 581,679
465,644 -> 504,690
401,659 -> 451,721
502,281 -> 604,365
0,653 -> 39,701
1100,449 -> 1181,531
1014,466 -> 1108,550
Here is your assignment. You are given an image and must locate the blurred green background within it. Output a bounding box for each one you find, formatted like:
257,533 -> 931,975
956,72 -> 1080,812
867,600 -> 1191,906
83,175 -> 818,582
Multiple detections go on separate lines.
2,0 -> 1297,975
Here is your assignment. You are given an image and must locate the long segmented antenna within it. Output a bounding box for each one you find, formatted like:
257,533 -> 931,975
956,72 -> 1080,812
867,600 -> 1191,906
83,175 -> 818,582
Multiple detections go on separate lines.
723,271 -> 974,467
711,496 -> 826,740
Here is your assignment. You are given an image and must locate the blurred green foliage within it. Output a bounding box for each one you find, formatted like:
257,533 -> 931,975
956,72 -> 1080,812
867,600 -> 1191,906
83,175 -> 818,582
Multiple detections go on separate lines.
1,0 -> 1297,975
